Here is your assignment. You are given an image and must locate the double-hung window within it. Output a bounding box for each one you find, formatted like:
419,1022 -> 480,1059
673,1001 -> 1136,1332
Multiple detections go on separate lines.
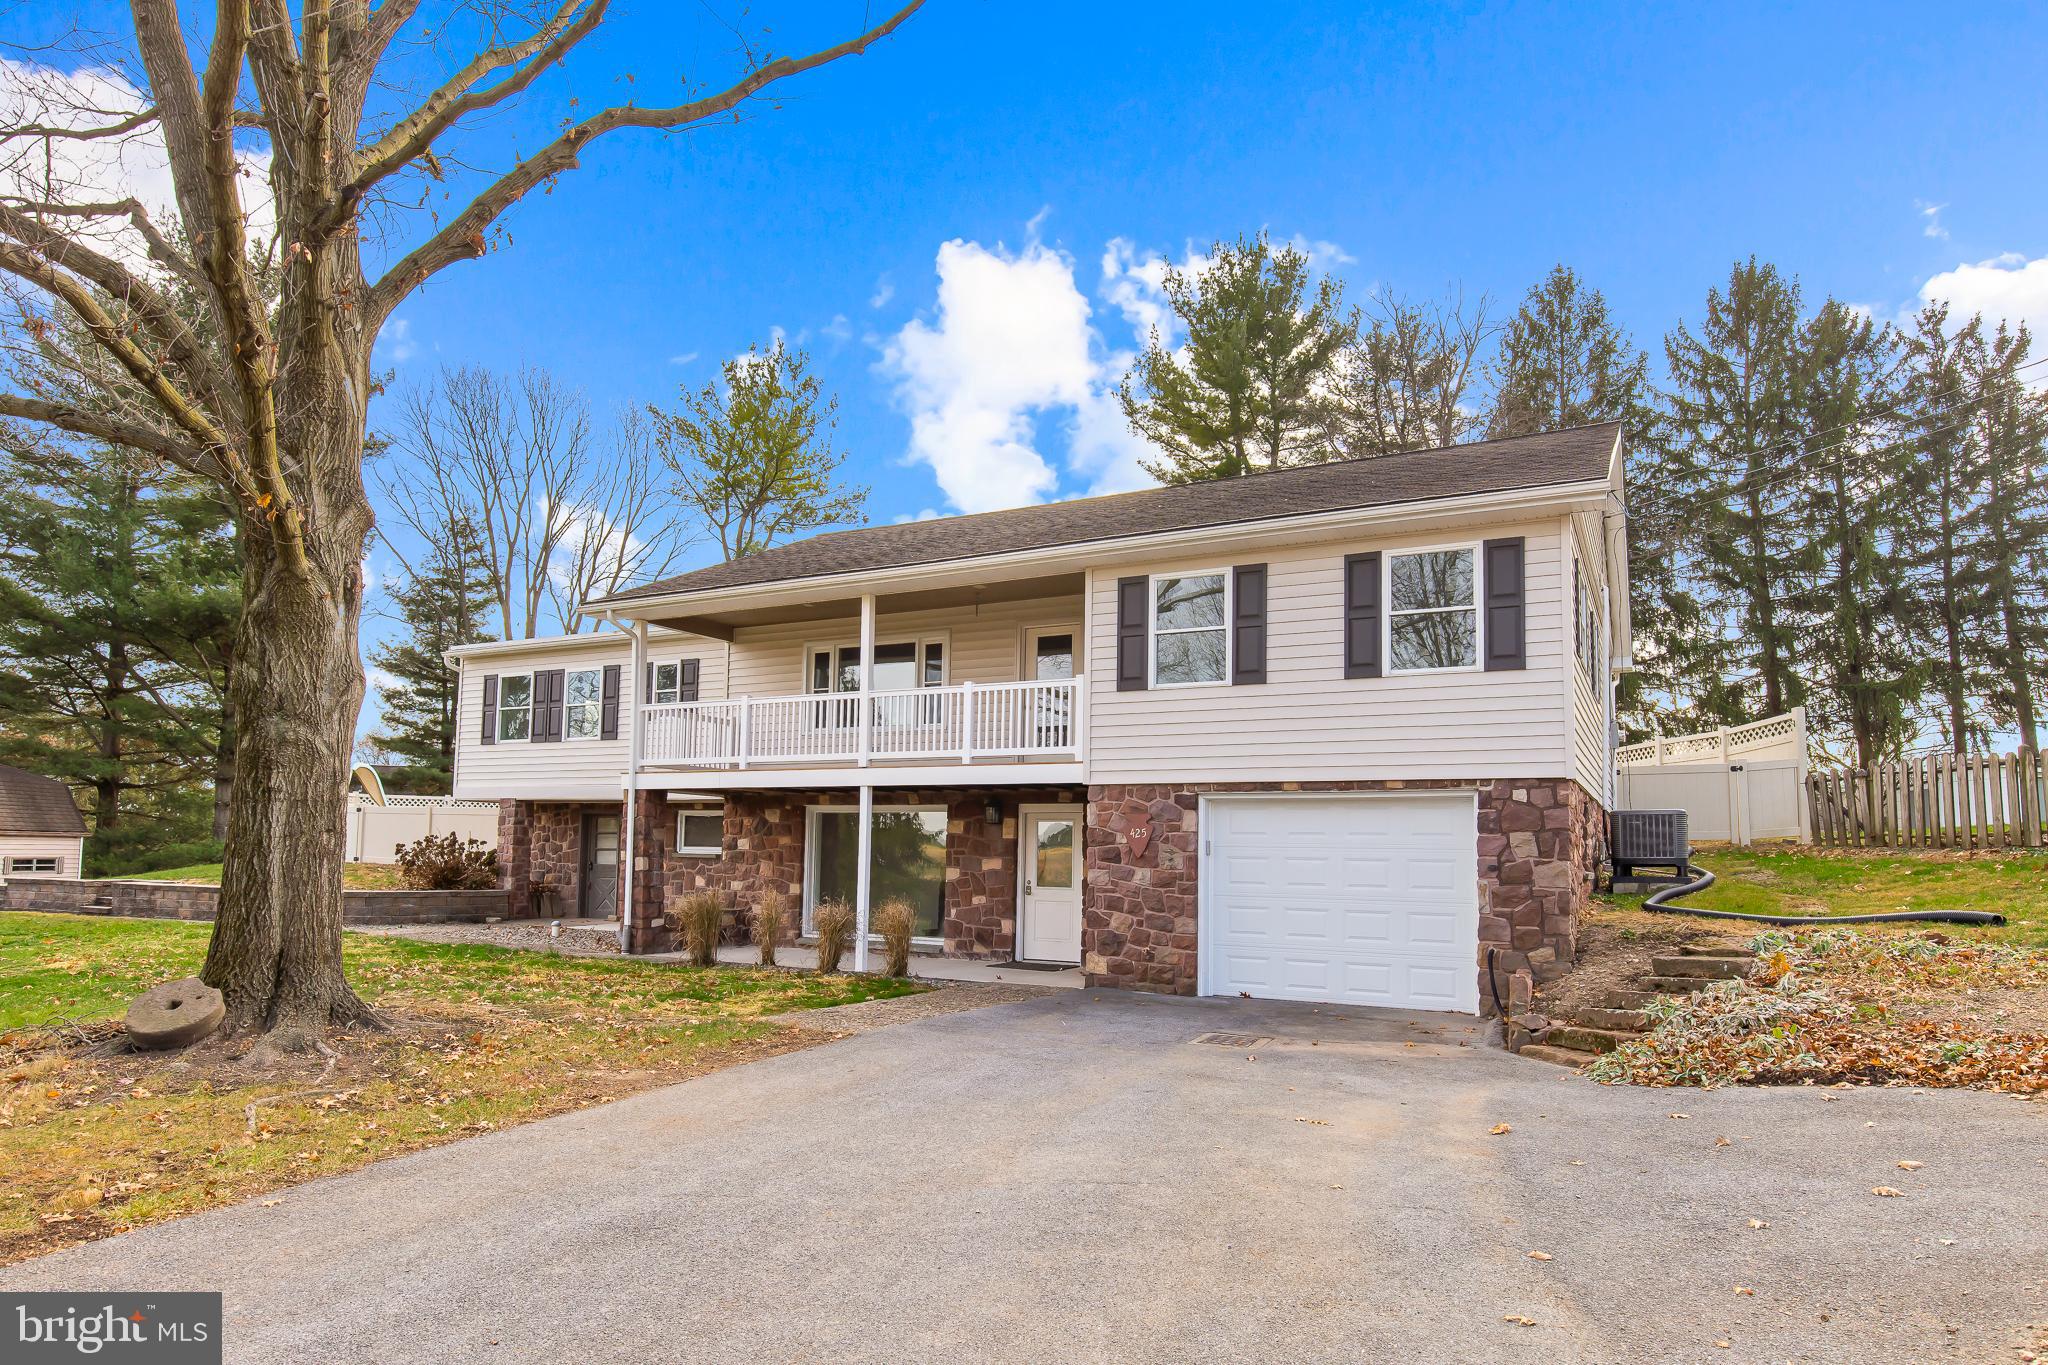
1150,572 -> 1228,686
651,662 -> 681,705
1387,547 -> 1479,672
565,667 -> 603,740
497,672 -> 533,741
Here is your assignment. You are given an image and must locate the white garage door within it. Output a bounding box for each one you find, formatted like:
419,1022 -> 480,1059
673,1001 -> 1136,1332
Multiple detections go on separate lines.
1202,795 -> 1479,1013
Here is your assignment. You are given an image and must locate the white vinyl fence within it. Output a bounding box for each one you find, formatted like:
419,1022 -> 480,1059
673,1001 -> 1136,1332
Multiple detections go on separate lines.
346,794 -> 500,863
1615,709 -> 1810,845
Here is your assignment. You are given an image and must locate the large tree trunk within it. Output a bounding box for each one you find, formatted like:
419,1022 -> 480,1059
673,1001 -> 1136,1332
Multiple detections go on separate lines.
200,332 -> 379,1041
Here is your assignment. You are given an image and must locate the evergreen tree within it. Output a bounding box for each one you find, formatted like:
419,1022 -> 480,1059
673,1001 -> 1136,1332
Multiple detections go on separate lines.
0,440 -> 235,872
1956,321 -> 2048,752
367,517 -> 496,788
1480,265 -> 1704,738
1659,259 -> 1809,723
1785,300 -> 1917,767
1898,304 -> 1985,753
1119,232 -> 1353,482
1485,265 -> 1653,440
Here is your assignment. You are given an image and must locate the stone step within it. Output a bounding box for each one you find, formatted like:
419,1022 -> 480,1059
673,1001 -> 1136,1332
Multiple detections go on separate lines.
1542,1025 -> 1642,1055
1678,942 -> 1756,958
1649,954 -> 1753,980
1517,1043 -> 1595,1069
1599,988 -> 1658,1011
1641,974 -> 1732,994
1569,1006 -> 1650,1032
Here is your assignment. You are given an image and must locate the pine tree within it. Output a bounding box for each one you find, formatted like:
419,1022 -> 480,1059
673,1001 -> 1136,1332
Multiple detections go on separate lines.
1898,304 -> 1985,753
1485,265 -> 1653,440
1956,321 -> 2048,752
1785,300 -> 1917,767
0,441 -> 235,872
367,517 -> 496,788
1660,259 -> 1809,723
1119,232 -> 1353,482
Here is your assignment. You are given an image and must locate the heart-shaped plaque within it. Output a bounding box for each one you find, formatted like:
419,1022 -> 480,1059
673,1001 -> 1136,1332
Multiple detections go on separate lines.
1126,822 -> 1153,863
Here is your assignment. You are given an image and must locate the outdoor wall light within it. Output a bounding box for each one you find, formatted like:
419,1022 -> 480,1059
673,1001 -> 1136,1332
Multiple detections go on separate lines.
983,798 -> 1003,826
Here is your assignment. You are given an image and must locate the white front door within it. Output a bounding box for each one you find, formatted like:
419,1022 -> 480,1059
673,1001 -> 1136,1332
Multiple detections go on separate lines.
1019,807 -> 1083,964
1201,794 -> 1480,1013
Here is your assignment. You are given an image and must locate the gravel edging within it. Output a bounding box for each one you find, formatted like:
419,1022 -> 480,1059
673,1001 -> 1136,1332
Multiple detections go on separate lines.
352,921 -> 622,955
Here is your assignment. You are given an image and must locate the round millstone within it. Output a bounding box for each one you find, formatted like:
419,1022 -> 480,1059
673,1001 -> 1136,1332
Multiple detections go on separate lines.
126,977 -> 226,1050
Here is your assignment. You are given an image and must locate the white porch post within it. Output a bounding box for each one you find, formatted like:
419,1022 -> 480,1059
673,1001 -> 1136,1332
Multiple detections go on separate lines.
620,619 -> 648,953
853,782 -> 874,973
857,592 -> 876,768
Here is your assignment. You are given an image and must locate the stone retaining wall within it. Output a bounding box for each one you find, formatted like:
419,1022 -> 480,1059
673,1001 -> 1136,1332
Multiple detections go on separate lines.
0,878 -> 515,925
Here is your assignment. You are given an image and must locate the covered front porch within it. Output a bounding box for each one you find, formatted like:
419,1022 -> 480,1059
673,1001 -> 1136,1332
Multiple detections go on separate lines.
623,780 -> 1089,972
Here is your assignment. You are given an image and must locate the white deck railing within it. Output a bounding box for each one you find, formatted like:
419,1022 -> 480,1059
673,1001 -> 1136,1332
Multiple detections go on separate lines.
641,678 -> 1083,770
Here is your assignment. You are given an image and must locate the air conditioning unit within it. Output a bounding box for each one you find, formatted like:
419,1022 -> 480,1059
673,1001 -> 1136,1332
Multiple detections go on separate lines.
1609,808 -> 1691,882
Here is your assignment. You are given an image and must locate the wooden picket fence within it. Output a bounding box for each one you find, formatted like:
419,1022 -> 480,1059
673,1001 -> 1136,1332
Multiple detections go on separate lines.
1807,749 -> 2045,849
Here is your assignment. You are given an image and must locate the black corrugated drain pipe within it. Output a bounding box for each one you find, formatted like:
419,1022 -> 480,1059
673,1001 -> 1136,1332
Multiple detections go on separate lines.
1641,868 -> 2007,928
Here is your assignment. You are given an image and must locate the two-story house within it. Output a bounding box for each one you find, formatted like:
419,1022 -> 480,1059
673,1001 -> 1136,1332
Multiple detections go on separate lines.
447,422 -> 1628,1014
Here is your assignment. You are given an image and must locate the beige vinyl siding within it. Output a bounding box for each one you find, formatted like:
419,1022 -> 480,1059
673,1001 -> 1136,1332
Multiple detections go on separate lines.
724,596 -> 1085,698
1085,522 -> 1574,785
452,631 -> 727,800
1,835 -> 85,877
1567,513 -> 1615,806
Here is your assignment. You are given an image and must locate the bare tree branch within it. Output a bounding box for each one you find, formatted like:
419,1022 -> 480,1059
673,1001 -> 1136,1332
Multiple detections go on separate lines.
366,0 -> 925,332
0,390 -> 209,474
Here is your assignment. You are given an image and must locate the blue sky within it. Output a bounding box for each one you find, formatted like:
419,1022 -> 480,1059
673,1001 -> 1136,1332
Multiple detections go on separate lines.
15,2 -> 2048,739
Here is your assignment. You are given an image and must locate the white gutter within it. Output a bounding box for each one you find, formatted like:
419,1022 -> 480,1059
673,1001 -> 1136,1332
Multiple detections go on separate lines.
581,478 -> 1615,622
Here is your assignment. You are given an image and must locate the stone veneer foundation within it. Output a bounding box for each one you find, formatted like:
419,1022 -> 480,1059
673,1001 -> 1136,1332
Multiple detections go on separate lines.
1083,779 -> 1605,1011
619,786 -> 1083,956
497,799 -> 619,920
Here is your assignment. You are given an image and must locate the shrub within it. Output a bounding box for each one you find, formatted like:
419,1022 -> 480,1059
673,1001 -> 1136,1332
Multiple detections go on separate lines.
874,897 -> 916,978
674,892 -> 726,967
395,833 -> 499,891
752,890 -> 789,967
813,898 -> 854,974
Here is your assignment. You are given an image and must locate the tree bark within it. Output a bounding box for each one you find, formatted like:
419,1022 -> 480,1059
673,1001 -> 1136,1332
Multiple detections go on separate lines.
211,663 -> 235,843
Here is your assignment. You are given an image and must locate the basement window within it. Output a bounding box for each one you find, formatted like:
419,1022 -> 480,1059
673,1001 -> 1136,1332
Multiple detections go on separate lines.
676,806 -> 723,857
4,856 -> 60,875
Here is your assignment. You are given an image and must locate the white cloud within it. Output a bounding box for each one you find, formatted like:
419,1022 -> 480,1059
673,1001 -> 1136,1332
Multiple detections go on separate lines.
1919,252 -> 2048,345
1289,234 -> 1357,267
882,237 -> 1099,512
667,351 -> 699,366
377,316 -> 419,364
821,313 -> 852,344
0,59 -> 274,272
1915,200 -> 1950,240
870,274 -> 895,309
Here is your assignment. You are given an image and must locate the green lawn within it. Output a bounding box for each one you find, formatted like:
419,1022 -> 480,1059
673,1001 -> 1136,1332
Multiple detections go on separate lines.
1606,845 -> 2048,947
120,862 -> 406,889
0,912 -> 920,1263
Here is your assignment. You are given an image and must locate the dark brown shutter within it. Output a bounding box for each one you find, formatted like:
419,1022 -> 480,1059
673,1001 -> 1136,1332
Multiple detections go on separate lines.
1231,563 -> 1267,685
599,664 -> 622,740
645,661 -> 655,701
680,659 -> 701,702
1343,552 -> 1381,679
533,668 -> 565,743
1115,576 -> 1149,692
1484,537 -> 1527,671
481,674 -> 498,744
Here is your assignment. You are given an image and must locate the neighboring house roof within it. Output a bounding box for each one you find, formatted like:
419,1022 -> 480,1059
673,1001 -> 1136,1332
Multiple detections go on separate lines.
0,764 -> 87,836
593,422 -> 1622,606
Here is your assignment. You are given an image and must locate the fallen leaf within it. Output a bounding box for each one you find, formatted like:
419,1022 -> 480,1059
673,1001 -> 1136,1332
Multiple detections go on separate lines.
1939,1238 -> 1956,1246
1490,1123 -> 1513,1135
1747,1218 -> 1769,1230
1502,1315 -> 1537,1327
1714,1135 -> 1731,1147
260,1199 -> 283,1207
1897,1160 -> 1924,1171
1668,1112 -> 1692,1120
1527,1251 -> 1552,1261
1714,1341 -> 1731,1350
1871,1186 -> 1905,1198
1734,1286 -> 1754,1296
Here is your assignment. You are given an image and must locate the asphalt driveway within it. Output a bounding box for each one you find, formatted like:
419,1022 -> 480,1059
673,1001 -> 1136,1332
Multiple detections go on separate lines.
5,991 -> 2044,1363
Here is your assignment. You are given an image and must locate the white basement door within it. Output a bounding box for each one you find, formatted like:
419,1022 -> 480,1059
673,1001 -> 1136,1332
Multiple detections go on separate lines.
1202,795 -> 1479,1013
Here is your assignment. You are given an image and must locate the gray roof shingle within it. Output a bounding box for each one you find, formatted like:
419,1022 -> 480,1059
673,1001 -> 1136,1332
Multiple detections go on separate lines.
0,764 -> 86,836
598,422 -> 1621,605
